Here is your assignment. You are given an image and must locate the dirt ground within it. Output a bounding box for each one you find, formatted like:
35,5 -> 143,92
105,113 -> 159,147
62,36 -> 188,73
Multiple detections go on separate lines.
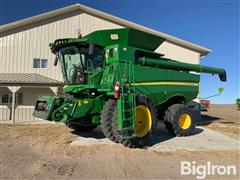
0,104 -> 239,179
200,104 -> 240,140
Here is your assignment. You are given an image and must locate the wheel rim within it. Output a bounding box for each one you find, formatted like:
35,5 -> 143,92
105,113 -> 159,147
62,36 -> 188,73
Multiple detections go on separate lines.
135,105 -> 152,137
179,113 -> 191,129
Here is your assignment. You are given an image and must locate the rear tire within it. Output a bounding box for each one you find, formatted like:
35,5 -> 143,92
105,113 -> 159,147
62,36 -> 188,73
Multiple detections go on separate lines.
164,104 -> 196,136
100,99 -> 118,142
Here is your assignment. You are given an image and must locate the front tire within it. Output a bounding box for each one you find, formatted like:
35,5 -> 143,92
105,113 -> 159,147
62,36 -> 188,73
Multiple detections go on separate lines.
112,94 -> 158,148
164,104 -> 196,136
100,99 -> 118,142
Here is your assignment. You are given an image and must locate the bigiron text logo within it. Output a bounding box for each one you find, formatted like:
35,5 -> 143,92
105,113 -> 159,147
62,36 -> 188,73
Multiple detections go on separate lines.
181,161 -> 237,179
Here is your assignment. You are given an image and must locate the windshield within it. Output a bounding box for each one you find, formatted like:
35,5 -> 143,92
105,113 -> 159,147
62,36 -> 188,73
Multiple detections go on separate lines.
58,45 -> 104,84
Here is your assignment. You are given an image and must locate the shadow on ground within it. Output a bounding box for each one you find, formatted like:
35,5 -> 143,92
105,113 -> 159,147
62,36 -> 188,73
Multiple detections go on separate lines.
149,126 -> 203,146
71,126 -> 105,139
197,115 -> 221,126
71,124 -> 204,147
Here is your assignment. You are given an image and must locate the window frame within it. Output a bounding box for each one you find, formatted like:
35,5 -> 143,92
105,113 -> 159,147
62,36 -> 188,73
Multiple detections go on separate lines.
33,58 -> 48,69
0,93 -> 23,105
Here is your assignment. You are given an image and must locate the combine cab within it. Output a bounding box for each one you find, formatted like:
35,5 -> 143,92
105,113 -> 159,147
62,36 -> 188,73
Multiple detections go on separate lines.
33,28 -> 226,148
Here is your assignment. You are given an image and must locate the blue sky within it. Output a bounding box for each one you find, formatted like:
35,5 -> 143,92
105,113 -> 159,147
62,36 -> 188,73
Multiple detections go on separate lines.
0,0 -> 239,104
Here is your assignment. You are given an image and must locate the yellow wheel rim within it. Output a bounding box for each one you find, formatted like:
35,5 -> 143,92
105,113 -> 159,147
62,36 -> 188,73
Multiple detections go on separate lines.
135,105 -> 152,137
179,113 -> 191,129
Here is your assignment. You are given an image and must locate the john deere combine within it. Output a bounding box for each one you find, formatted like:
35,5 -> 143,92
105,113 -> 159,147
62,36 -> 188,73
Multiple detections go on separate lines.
33,28 -> 226,147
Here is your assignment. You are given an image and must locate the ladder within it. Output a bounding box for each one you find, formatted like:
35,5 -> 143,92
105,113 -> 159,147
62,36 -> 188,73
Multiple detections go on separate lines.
117,61 -> 136,137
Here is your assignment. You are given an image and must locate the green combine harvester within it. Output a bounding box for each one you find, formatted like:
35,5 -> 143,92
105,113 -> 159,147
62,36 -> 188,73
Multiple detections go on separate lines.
33,28 -> 226,147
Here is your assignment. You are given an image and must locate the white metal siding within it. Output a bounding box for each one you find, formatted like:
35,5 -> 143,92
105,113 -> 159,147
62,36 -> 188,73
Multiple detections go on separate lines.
156,41 -> 200,64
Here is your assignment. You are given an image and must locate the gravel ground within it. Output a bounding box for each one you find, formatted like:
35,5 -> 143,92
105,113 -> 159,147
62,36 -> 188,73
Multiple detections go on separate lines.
0,104 -> 239,179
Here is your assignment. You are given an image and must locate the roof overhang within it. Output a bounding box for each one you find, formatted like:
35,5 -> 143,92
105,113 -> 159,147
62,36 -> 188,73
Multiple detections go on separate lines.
0,73 -> 63,87
0,3 -> 211,56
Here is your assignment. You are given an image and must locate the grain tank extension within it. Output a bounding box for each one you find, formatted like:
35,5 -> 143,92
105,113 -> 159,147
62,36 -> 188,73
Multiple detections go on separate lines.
33,28 -> 226,147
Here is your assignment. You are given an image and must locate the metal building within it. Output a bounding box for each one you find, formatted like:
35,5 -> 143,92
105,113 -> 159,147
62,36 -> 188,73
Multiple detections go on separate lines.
0,3 -> 210,122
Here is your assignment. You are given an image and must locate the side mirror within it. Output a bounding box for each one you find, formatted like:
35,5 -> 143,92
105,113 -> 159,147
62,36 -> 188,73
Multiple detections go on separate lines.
54,56 -> 58,66
89,43 -> 95,56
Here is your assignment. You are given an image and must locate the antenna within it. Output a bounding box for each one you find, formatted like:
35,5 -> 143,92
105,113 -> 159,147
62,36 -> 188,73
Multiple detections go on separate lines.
76,28 -> 82,38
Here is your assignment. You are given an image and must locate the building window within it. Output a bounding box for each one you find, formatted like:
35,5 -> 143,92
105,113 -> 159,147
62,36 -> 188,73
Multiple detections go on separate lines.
41,59 -> 48,68
33,58 -> 40,68
0,93 -> 23,105
1,93 -> 9,103
33,58 -> 48,68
